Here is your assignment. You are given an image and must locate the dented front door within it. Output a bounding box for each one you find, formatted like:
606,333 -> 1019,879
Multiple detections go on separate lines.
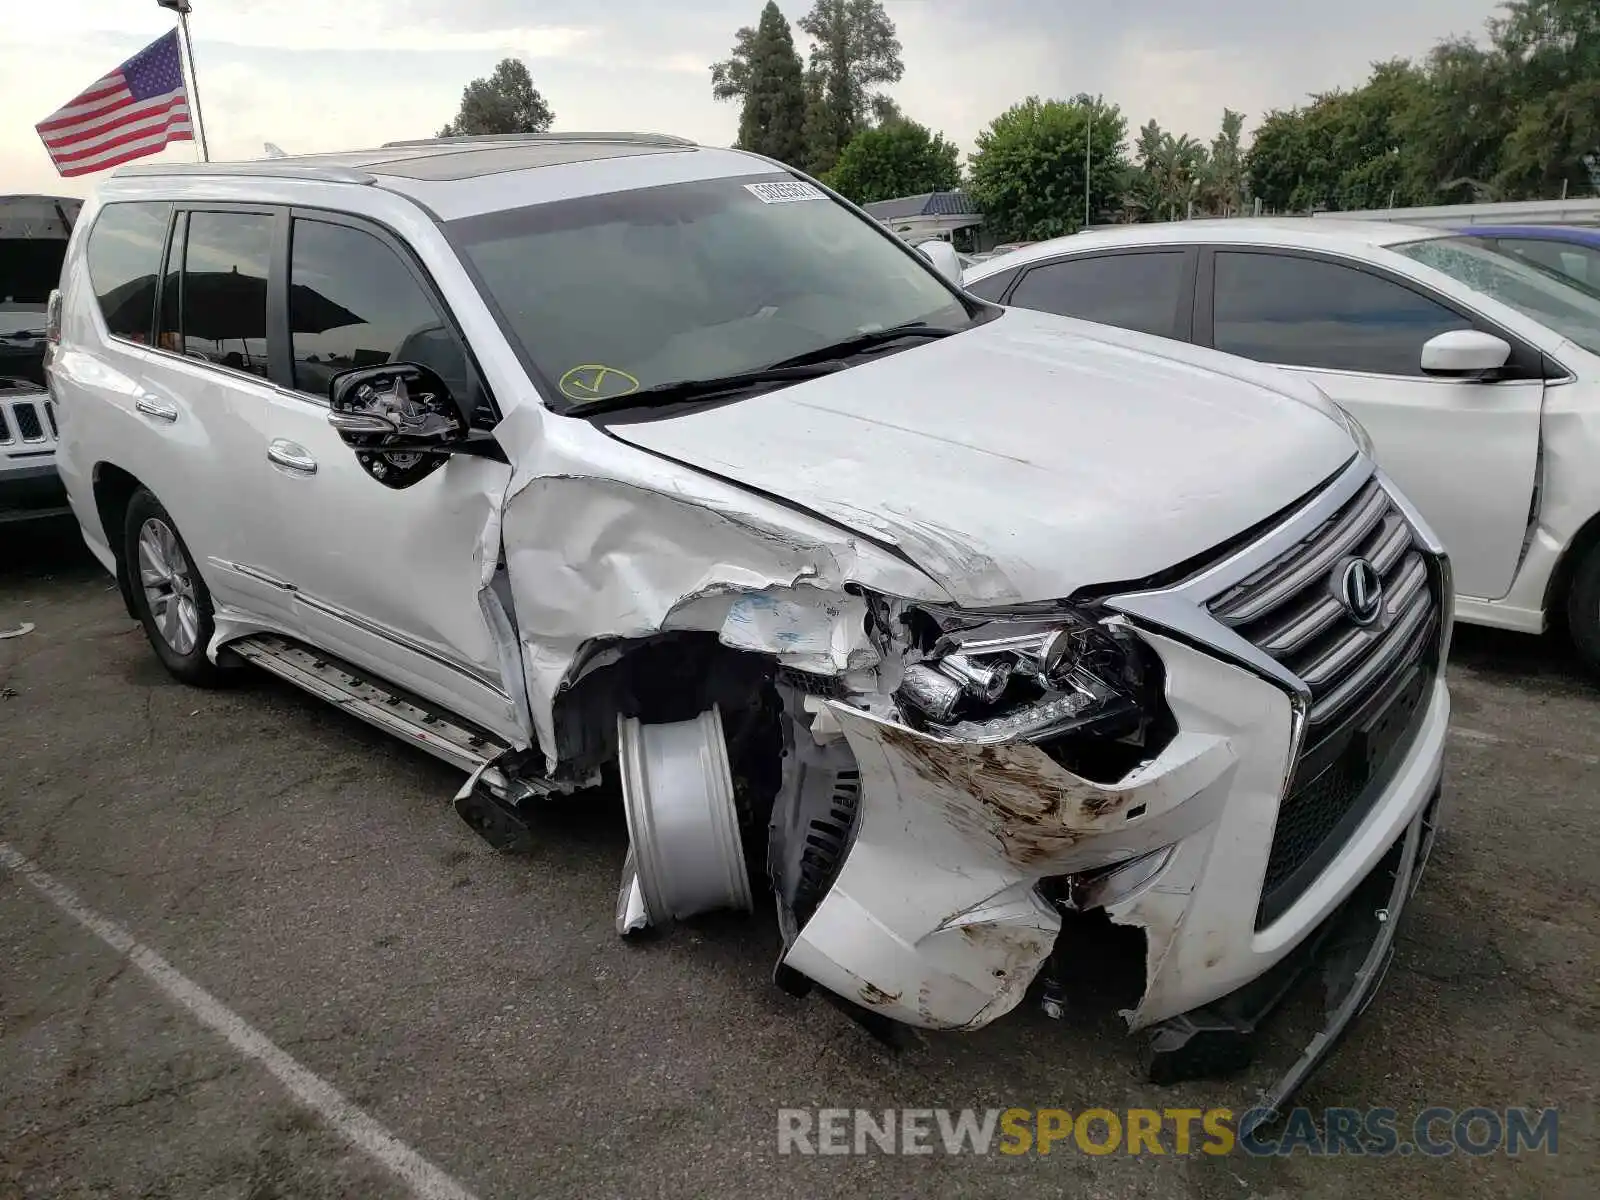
230,212 -> 528,746
245,393 -> 524,744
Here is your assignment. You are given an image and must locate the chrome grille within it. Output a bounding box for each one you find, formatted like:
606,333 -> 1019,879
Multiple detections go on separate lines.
1207,476 -> 1442,928
0,395 -> 56,446
1209,478 -> 1438,731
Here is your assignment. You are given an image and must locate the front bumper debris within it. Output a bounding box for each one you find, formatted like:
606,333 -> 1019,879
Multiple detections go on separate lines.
1209,784 -> 1442,1137
777,621 -> 1447,1058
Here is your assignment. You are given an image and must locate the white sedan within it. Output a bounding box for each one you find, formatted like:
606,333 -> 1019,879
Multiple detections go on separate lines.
964,218 -> 1600,669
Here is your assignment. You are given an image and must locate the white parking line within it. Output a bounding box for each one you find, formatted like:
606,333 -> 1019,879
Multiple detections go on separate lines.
0,841 -> 480,1200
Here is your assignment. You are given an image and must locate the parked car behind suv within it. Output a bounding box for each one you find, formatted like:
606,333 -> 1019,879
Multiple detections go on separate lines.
966,218 -> 1600,669
2,194 -> 80,525
49,136 -> 1449,1117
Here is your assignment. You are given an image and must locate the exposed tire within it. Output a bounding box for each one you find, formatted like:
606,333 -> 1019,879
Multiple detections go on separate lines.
123,488 -> 228,687
1566,541 -> 1600,677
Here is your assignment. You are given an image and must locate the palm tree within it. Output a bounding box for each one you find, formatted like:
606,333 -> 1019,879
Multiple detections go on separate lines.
1204,109 -> 1247,215
1149,132 -> 1208,220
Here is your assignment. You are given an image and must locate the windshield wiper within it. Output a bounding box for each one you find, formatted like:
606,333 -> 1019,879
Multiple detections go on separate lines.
768,321 -> 960,370
568,362 -> 843,416
567,322 -> 962,417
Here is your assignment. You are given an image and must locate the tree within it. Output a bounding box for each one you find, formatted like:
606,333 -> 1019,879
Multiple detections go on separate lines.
1244,62 -> 1427,211
1116,120 -> 1166,221
800,64 -> 833,173
710,24 -> 760,103
1205,109 -> 1247,215
1134,125 -> 1208,221
438,59 -> 554,138
1243,107 -> 1312,211
711,2 -> 808,165
824,118 -> 960,204
1395,37 -> 1518,202
967,95 -> 1129,240
1489,0 -> 1600,198
1243,0 -> 1599,210
796,0 -> 904,174
869,95 -> 904,127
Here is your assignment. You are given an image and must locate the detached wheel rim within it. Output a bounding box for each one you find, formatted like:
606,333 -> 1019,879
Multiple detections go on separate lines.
137,517 -> 199,655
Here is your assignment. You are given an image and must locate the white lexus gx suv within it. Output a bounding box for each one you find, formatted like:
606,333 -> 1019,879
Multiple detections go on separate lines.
48,133 -> 1451,1120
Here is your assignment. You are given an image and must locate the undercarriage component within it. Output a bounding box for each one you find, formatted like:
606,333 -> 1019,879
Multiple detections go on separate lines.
453,778 -> 535,853
615,706 -> 754,931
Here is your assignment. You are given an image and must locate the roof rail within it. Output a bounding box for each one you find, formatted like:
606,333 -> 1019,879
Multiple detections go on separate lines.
380,131 -> 697,150
112,162 -> 376,185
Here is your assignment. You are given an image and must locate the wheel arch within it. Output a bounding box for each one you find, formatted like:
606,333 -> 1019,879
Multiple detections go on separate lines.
1542,507 -> 1600,622
91,462 -> 144,619
549,632 -> 783,780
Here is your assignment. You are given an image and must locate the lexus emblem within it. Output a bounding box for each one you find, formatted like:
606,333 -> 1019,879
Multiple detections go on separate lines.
1339,558 -> 1384,626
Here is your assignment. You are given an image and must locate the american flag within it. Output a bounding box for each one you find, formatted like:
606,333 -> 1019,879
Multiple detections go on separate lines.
35,30 -> 194,178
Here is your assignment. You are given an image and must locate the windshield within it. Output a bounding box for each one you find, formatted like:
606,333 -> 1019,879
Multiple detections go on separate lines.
1394,236 -> 1600,356
448,173 -> 975,412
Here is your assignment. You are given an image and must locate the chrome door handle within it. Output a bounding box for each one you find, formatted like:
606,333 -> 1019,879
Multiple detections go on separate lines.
135,395 -> 179,423
266,439 -> 318,475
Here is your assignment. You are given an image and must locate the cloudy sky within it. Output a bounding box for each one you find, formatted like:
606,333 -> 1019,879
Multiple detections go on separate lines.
5,0 -> 1500,198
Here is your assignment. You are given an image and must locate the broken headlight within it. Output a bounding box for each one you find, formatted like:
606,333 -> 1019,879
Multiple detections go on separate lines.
884,602 -> 1165,757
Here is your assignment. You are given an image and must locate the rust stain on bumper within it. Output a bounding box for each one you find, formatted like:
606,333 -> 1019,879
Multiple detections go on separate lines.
876,722 -> 1138,868
858,981 -> 904,1007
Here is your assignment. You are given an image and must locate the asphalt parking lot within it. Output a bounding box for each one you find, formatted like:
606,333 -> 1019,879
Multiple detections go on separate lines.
1,520 -> 1594,1199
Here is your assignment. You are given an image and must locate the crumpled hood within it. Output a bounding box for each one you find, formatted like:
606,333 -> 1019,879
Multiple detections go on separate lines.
602,307 -> 1355,604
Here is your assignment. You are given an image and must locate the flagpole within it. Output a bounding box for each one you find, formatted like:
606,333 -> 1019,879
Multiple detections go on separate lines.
163,0 -> 209,161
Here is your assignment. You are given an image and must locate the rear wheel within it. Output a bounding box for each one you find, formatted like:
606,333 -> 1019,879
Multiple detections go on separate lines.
124,488 -> 228,686
1565,541 -> 1600,676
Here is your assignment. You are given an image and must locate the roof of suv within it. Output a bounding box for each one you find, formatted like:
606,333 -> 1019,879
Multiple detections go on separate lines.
965,217 -> 1451,279
105,133 -> 781,220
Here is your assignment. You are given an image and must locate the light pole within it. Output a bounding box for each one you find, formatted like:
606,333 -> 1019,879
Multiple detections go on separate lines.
1084,106 -> 1092,229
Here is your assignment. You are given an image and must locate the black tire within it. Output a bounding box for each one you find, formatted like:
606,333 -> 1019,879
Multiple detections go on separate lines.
123,488 -> 229,687
1566,542 -> 1600,676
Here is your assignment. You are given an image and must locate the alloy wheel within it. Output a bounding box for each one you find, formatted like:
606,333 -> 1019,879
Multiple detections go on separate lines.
137,517 -> 199,656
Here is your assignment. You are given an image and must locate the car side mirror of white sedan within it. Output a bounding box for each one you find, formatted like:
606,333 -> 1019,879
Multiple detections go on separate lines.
915,239 -> 965,285
1420,329 -> 1512,379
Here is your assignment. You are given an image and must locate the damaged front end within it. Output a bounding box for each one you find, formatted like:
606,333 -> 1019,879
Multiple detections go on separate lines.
485,414 -> 1446,1111
769,601 -> 1240,1034
508,454 -> 1452,1120
767,596 -> 1191,1028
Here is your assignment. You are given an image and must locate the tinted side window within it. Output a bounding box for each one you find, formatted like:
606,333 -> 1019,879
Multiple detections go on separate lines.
1213,252 -> 1470,376
289,219 -> 468,405
182,212 -> 273,377
1007,252 -> 1186,338
86,202 -> 171,343
965,266 -> 1019,303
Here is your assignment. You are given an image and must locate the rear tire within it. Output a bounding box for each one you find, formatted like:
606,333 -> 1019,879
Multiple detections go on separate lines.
1565,542 -> 1600,676
123,488 -> 228,687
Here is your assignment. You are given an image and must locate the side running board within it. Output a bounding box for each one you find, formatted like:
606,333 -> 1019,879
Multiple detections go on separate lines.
229,633 -> 512,778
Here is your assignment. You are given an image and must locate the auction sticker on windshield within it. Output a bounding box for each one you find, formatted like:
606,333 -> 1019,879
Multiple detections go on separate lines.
745,181 -> 826,204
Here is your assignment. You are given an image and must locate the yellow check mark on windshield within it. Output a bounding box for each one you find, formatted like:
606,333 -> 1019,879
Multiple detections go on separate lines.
559,364 -> 640,401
